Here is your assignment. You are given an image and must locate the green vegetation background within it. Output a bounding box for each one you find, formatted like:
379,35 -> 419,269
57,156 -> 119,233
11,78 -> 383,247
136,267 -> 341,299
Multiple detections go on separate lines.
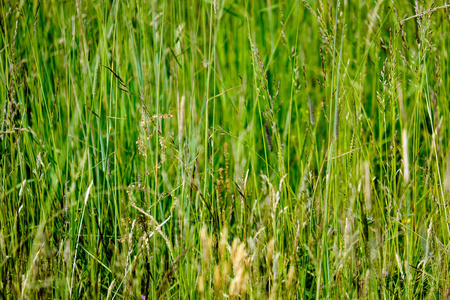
1,0 -> 450,298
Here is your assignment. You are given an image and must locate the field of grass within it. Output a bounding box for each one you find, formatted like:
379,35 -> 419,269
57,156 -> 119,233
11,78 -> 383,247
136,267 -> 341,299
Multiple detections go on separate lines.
1,0 -> 450,298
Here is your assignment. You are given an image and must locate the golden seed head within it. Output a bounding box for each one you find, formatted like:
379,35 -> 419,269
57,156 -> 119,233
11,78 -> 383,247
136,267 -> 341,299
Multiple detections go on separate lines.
213,265 -> 221,291
198,274 -> 205,295
219,227 -> 228,261
287,265 -> 295,288
267,238 -> 275,264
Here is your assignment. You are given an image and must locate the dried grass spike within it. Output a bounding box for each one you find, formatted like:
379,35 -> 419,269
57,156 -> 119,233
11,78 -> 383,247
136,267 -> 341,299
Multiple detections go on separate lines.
445,149 -> 450,194
334,107 -> 339,140
402,129 -> 410,183
308,99 -> 315,126
265,123 -> 273,152
33,1 -> 40,34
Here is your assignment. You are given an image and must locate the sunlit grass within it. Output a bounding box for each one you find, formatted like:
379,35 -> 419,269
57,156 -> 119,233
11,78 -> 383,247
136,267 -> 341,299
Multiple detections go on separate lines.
1,0 -> 450,298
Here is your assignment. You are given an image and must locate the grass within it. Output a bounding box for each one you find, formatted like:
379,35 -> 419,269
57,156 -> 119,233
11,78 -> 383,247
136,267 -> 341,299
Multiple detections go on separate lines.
1,0 -> 450,298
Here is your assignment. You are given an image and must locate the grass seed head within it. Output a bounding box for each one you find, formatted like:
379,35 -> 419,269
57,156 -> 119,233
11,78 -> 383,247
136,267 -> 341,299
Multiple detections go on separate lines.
200,225 -> 212,266
287,265 -> 295,288
197,274 -> 205,296
267,238 -> 275,265
213,265 -> 221,291
445,149 -> 450,194
219,227 -> 228,261
402,129 -> 410,183
308,99 -> 316,126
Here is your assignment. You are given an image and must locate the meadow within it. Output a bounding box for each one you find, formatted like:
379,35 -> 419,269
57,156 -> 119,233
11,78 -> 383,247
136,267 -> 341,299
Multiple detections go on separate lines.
1,0 -> 450,298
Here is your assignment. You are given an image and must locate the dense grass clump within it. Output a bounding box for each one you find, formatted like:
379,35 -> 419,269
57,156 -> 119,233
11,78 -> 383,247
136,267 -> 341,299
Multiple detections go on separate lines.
1,0 -> 450,298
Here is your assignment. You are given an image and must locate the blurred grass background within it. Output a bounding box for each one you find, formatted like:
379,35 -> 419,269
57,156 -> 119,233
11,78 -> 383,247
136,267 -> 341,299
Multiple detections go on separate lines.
1,0 -> 450,298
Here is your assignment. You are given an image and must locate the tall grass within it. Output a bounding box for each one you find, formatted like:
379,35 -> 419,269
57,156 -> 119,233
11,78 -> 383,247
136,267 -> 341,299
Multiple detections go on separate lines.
1,0 -> 450,298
